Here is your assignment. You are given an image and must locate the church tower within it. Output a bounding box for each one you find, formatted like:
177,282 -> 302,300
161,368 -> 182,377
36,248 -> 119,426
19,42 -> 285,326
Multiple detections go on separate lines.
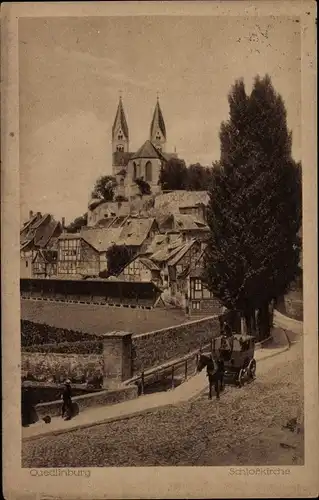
150,97 -> 166,153
112,95 -> 129,154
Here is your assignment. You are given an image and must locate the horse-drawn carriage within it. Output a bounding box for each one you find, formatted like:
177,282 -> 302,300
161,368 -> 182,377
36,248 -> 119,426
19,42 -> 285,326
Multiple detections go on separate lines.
197,332 -> 257,399
212,334 -> 256,386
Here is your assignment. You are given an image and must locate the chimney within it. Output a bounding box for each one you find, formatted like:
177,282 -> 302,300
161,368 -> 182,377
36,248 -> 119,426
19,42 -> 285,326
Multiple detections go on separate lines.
61,217 -> 65,229
36,211 -> 41,218
29,210 -> 33,219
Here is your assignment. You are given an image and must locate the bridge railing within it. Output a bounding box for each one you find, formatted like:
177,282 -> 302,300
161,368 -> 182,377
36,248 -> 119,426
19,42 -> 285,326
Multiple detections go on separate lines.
125,341 -> 214,395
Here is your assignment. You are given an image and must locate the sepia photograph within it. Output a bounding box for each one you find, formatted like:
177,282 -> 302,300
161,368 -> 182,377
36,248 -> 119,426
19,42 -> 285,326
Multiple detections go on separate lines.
1,1 -> 318,498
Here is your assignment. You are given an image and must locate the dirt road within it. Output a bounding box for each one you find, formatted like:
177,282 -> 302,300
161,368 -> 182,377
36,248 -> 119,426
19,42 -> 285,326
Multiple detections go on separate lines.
22,341 -> 303,467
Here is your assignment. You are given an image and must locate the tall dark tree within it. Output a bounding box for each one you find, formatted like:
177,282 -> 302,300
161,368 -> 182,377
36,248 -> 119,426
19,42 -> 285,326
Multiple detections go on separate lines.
66,213 -> 88,233
106,244 -> 131,276
158,158 -> 188,190
204,75 -> 302,339
187,163 -> 214,190
91,175 -> 117,202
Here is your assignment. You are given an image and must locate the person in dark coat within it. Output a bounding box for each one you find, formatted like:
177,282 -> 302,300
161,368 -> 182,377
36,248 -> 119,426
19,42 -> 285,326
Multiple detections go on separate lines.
61,380 -> 72,420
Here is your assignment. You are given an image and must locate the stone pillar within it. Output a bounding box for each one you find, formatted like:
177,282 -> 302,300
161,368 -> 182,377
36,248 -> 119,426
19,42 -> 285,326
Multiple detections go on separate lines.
102,331 -> 133,389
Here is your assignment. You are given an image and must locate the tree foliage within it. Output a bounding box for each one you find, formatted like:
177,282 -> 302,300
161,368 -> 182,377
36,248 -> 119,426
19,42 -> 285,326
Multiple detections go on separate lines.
204,75 -> 302,336
135,177 -> 151,196
91,175 -> 117,202
66,213 -> 88,233
187,163 -> 214,190
158,158 -> 188,190
106,244 -> 131,276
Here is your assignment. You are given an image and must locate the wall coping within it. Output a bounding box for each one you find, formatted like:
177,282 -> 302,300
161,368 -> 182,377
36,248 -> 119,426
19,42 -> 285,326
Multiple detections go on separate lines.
101,331 -> 132,339
21,351 -> 102,358
133,314 -> 221,340
35,386 -> 133,411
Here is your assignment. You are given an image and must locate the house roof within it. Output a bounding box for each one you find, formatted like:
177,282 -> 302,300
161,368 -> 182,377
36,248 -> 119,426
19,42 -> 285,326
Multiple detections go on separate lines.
21,214 -> 62,251
150,240 -> 186,264
20,213 -> 40,234
58,233 -> 81,240
150,99 -> 166,139
159,213 -> 208,232
33,220 -> 62,248
144,233 -> 183,255
139,257 -> 161,272
131,140 -> 166,161
167,239 -> 197,267
80,227 -> 122,252
95,217 -> 118,229
117,217 -> 156,246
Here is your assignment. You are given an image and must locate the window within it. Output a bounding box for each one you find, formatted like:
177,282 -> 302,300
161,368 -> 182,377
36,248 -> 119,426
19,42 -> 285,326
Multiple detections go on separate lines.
192,301 -> 200,310
26,261 -> 28,268
194,279 -> 202,291
118,131 -> 123,140
156,132 -> 161,140
133,162 -> 137,180
145,161 -> 152,182
117,145 -> 124,152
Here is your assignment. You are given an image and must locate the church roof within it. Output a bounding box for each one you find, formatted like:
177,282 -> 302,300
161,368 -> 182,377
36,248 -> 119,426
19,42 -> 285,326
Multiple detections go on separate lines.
113,151 -> 134,167
150,99 -> 166,139
112,97 -> 129,139
131,140 -> 166,161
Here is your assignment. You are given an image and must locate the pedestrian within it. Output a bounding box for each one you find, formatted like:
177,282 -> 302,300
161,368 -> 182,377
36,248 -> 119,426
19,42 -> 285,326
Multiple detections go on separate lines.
61,379 -> 73,420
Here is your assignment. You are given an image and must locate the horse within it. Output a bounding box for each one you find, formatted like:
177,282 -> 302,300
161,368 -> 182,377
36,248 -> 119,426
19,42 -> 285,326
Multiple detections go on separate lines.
197,353 -> 225,400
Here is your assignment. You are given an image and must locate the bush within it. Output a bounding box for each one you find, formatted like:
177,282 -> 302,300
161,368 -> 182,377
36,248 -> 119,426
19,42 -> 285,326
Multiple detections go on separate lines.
23,340 -> 104,354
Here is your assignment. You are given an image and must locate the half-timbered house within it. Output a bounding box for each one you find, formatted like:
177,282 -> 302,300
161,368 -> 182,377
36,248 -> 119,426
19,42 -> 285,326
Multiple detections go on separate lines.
57,233 -> 100,277
120,256 -> 161,285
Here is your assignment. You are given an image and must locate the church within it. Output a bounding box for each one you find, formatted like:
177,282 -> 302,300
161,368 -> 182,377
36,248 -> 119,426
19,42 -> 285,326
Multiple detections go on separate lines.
112,96 -> 179,199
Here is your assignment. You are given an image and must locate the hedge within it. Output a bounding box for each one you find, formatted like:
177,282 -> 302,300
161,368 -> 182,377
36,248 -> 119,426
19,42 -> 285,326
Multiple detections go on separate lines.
23,340 -> 104,354
21,320 -> 101,347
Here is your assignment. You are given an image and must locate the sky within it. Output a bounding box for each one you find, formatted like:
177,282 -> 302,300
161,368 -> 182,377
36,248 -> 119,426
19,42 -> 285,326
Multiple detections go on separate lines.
19,16 -> 301,224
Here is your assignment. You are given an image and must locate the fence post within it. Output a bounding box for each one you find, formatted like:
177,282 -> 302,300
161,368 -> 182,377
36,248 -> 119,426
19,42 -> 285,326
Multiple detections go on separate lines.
171,365 -> 175,389
184,359 -> 188,380
141,371 -> 145,395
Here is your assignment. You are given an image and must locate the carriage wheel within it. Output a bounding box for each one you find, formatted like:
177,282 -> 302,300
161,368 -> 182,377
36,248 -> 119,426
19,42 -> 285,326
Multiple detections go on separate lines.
248,359 -> 256,379
238,369 -> 245,387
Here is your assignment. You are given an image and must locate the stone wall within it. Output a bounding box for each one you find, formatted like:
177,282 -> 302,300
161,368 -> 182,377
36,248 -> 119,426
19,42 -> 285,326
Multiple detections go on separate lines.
132,315 -> 221,373
21,352 -> 104,384
35,386 -> 138,420
189,298 -> 223,316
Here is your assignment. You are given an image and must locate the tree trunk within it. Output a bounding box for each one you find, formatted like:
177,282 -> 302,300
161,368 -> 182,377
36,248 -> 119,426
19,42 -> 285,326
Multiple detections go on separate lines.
257,302 -> 271,341
252,310 -> 257,336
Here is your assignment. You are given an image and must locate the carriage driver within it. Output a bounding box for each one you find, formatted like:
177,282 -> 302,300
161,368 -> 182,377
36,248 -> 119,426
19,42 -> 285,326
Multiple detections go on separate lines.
219,322 -> 234,361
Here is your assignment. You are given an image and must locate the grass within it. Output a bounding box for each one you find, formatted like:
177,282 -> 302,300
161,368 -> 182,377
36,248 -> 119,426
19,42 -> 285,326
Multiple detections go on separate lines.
21,299 -> 192,335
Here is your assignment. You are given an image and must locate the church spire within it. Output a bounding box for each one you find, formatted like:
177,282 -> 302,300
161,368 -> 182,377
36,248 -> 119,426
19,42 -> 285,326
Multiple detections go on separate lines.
150,97 -> 166,152
112,94 -> 129,153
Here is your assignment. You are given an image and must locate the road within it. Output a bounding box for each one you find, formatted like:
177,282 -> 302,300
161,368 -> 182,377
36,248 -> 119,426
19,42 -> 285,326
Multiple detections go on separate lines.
22,340 -> 303,467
